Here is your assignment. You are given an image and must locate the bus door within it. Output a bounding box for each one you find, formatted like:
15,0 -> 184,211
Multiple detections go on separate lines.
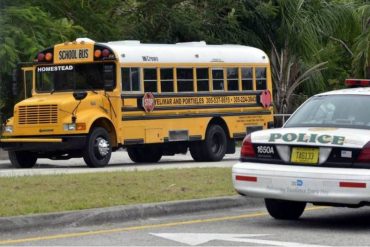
13,64 -> 33,101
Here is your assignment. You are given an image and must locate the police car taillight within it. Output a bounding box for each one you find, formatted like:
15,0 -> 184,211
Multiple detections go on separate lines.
356,141 -> 370,162
345,79 -> 370,88
240,134 -> 256,158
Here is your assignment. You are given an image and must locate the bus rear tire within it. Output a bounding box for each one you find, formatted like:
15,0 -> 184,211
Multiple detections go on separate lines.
83,127 -> 112,168
9,151 -> 37,168
189,142 -> 205,162
202,124 -> 227,161
265,199 -> 306,220
127,146 -> 162,163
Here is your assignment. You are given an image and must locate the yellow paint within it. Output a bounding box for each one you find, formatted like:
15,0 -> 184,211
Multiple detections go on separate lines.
54,43 -> 94,64
0,138 -> 62,143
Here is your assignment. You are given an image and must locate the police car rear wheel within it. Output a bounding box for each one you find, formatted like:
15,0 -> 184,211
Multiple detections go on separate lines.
9,151 -> 37,168
265,198 -> 306,220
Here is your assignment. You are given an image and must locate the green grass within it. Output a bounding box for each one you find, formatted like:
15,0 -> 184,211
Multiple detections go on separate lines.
0,168 -> 236,217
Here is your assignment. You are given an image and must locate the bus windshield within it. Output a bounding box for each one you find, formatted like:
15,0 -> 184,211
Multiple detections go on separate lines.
36,63 -> 115,92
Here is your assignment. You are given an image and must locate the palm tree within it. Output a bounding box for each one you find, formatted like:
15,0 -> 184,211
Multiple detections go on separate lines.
241,0 -> 356,115
352,3 -> 370,78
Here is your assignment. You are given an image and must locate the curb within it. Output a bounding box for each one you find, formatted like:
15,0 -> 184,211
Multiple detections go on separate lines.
0,196 -> 263,233
0,149 -> 7,160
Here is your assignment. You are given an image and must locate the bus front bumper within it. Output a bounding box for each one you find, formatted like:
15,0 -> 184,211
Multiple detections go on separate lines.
0,135 -> 86,152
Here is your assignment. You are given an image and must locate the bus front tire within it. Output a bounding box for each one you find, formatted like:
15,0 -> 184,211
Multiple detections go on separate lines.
265,198 -> 306,220
203,124 -> 227,161
83,127 -> 112,168
127,146 -> 162,163
8,151 -> 37,168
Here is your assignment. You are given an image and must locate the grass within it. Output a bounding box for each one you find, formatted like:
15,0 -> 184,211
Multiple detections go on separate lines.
0,168 -> 236,217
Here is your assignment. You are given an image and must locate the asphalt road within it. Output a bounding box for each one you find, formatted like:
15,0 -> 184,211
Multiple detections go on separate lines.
2,202 -> 370,246
0,148 -> 240,177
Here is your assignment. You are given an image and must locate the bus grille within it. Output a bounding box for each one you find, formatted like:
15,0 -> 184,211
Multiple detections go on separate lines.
18,105 -> 58,125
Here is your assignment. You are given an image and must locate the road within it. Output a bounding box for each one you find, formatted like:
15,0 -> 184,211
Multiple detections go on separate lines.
0,148 -> 240,177
1,202 -> 370,246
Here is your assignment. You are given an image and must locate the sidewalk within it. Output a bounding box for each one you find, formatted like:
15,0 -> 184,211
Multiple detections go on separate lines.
0,196 -> 263,233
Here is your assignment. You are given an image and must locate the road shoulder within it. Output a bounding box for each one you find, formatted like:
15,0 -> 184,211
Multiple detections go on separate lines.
0,195 -> 263,233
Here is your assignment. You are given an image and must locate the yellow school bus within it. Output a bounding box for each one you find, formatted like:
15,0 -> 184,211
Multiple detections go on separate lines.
0,38 -> 273,168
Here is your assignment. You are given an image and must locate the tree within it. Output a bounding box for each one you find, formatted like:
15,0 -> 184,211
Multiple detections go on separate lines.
352,3 -> 370,78
0,4 -> 85,116
240,0 -> 356,115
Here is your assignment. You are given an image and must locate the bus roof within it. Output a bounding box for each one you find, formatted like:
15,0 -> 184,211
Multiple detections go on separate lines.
99,40 -> 269,64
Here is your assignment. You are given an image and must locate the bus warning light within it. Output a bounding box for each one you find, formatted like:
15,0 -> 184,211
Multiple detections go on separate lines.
45,53 -> 53,61
94,49 -> 102,58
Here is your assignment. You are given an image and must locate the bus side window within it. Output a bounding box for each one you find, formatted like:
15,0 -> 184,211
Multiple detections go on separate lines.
241,67 -> 253,90
256,67 -> 267,90
227,68 -> 239,91
160,68 -> 174,92
196,68 -> 209,92
177,68 -> 194,92
122,68 -> 140,92
144,68 -> 157,92
212,68 -> 224,91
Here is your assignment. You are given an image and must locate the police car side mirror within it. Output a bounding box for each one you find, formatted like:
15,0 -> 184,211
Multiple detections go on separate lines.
103,64 -> 115,92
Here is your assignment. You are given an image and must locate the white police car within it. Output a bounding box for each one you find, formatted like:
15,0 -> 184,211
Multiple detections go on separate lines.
233,79 -> 370,220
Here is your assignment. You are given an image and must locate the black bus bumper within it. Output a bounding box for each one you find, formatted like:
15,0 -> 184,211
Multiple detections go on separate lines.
0,135 -> 87,152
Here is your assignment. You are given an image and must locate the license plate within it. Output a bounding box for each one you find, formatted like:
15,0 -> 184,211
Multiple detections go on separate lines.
291,147 -> 319,164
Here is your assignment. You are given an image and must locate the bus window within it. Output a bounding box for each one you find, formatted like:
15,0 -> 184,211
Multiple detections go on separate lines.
256,67 -> 267,90
177,68 -> 193,92
241,67 -> 253,90
212,68 -> 224,91
196,68 -> 209,92
122,68 -> 140,92
227,68 -> 239,91
160,68 -> 174,93
144,68 -> 157,92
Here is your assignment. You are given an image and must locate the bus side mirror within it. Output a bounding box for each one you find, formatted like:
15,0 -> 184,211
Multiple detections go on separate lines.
103,64 -> 115,91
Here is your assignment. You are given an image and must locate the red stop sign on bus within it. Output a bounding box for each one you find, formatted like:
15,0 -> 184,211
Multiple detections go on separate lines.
260,90 -> 272,108
142,92 -> 155,112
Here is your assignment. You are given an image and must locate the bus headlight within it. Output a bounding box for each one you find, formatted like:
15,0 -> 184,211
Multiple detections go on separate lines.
64,123 -> 86,131
4,125 -> 13,133
64,123 -> 76,131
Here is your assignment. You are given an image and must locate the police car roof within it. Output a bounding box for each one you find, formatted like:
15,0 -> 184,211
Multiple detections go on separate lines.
316,87 -> 370,97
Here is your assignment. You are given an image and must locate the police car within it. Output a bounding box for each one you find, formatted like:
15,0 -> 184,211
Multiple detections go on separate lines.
232,79 -> 370,220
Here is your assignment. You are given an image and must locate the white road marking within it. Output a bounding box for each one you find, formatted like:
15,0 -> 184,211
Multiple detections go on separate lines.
151,233 -> 331,247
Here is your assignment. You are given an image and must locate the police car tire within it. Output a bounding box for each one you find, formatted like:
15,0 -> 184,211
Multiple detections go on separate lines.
202,125 -> 227,161
265,199 -> 306,220
189,142 -> 205,162
127,146 -> 162,163
9,151 -> 37,168
83,127 -> 112,168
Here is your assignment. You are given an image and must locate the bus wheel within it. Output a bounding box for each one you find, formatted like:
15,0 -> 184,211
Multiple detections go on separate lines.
8,151 -> 37,168
203,125 -> 227,161
189,142 -> 205,162
127,146 -> 162,163
83,127 -> 112,168
265,199 -> 306,220
127,147 -> 145,163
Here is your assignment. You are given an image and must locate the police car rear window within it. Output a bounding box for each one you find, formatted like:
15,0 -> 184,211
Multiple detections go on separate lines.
285,95 -> 370,130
